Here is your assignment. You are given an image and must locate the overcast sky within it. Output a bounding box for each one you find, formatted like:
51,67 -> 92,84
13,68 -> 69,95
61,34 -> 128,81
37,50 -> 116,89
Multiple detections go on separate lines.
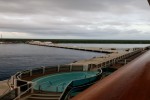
0,0 -> 149,39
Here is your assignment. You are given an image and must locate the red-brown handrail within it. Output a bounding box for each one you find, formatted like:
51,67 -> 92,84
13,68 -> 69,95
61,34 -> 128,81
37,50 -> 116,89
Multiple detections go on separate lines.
72,51 -> 150,100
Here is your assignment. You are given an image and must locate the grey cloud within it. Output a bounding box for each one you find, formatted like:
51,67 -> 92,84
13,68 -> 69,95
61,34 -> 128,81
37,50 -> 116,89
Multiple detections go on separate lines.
0,0 -> 150,39
0,0 -> 147,14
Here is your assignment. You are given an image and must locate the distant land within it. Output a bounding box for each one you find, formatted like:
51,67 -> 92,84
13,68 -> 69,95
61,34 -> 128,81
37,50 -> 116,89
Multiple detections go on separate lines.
0,39 -> 150,44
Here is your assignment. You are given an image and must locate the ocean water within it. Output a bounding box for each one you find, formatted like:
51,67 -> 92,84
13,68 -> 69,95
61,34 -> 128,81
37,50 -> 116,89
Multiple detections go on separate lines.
0,43 -> 149,81
0,44 -> 105,81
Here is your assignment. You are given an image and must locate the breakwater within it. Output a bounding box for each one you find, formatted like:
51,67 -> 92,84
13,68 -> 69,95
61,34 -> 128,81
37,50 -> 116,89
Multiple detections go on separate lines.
28,42 -> 145,70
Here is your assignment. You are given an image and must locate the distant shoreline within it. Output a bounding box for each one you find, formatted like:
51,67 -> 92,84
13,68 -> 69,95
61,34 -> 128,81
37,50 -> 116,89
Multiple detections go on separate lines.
1,39 -> 150,44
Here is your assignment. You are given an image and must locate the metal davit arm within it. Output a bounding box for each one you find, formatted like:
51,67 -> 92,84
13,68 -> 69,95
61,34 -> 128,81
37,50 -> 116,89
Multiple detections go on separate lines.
72,51 -> 150,100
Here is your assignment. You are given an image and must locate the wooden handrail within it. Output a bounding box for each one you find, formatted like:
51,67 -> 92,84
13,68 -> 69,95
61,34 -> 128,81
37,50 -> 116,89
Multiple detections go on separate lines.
72,51 -> 150,100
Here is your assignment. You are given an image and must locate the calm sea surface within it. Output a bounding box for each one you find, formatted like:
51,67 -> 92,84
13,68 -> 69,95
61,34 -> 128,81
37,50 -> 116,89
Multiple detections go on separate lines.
0,44 -> 105,81
0,43 -> 149,81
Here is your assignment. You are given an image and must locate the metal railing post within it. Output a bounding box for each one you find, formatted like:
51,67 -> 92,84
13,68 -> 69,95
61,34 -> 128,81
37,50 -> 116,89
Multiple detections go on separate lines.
114,59 -> 116,64
17,87 -> 21,99
70,64 -> 72,72
39,85 -> 41,91
11,76 -> 15,87
42,66 -> 45,74
14,79 -> 17,88
109,60 -> 111,65
124,59 -> 127,65
30,69 -> 32,76
31,83 -> 34,93
90,64 -> 93,70
56,86 -> 58,92
105,62 -> 107,67
58,65 -> 60,72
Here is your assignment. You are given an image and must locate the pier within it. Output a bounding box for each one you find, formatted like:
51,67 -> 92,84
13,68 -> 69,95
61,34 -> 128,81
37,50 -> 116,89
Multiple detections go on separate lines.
28,41 -> 120,53
70,49 -> 145,70
28,41 -> 145,71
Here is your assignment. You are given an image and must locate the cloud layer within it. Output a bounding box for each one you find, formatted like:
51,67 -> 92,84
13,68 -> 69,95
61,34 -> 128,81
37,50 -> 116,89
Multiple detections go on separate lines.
0,0 -> 150,39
